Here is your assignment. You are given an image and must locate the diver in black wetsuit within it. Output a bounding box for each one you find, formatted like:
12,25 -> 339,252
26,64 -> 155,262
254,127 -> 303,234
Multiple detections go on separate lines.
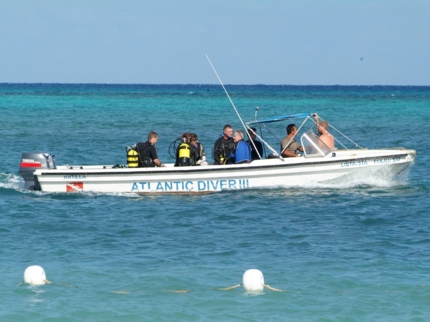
213,124 -> 235,165
138,131 -> 164,167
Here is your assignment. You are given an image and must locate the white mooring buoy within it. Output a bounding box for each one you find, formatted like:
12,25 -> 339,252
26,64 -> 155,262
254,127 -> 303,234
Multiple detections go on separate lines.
219,269 -> 283,292
242,269 -> 265,292
23,265 -> 51,285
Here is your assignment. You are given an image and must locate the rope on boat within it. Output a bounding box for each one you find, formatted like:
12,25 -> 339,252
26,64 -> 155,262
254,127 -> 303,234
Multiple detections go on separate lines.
247,128 -> 282,159
329,123 -> 363,149
262,123 -> 282,143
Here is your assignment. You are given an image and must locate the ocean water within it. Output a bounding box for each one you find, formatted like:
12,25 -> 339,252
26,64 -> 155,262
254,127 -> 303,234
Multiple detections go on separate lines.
0,84 -> 429,321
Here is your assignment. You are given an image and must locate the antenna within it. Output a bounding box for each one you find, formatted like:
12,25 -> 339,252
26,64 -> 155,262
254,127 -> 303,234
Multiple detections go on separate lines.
255,106 -> 259,121
205,55 -> 249,136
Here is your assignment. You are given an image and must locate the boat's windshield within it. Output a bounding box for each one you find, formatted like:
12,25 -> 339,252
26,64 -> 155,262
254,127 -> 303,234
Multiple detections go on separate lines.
300,130 -> 332,158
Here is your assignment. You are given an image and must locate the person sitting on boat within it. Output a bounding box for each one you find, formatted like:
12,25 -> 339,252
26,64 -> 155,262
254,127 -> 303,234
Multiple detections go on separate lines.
190,133 -> 208,166
314,114 -> 335,150
246,127 -> 263,160
213,124 -> 235,165
281,124 -> 304,157
138,131 -> 164,167
230,130 -> 252,164
175,132 -> 198,167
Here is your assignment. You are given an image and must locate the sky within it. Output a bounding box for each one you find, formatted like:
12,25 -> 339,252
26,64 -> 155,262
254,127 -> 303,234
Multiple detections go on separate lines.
0,0 -> 429,85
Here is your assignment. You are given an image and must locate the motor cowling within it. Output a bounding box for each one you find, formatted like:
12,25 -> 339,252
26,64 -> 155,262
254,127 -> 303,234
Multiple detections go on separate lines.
19,153 -> 56,190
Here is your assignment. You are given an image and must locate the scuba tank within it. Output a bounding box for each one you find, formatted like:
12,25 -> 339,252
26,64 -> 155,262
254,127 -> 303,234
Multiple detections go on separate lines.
177,139 -> 191,166
126,144 -> 139,168
127,142 -> 155,167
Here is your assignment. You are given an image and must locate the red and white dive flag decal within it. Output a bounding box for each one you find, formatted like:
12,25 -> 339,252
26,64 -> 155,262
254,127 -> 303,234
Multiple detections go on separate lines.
66,182 -> 83,192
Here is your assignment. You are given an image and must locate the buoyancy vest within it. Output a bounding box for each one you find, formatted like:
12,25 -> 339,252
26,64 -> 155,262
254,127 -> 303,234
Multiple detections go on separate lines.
177,142 -> 192,166
234,141 -> 252,164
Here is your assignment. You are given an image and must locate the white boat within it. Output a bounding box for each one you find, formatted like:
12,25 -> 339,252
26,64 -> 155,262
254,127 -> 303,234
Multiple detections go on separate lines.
19,113 -> 416,193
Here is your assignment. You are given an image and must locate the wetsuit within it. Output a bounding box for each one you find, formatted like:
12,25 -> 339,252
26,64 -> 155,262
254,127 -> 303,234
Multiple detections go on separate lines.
213,136 -> 235,165
137,141 -> 158,167
247,139 -> 263,160
230,140 -> 252,164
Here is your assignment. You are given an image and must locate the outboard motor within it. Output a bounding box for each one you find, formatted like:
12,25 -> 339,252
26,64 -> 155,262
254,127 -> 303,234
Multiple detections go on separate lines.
19,153 -> 56,190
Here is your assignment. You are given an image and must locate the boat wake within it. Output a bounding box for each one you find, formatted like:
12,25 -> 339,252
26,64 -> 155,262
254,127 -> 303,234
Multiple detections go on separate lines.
306,168 -> 410,190
298,167 -> 410,194
254,167 -> 411,196
0,173 -> 25,191
0,172 -> 143,198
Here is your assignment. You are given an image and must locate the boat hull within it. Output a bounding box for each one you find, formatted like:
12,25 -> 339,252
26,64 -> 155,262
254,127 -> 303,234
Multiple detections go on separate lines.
30,149 -> 416,193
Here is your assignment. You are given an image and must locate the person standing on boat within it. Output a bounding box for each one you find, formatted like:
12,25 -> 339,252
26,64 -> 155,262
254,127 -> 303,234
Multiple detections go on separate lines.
138,131 -> 164,167
246,127 -> 263,160
230,130 -> 252,164
281,124 -> 303,157
213,124 -> 235,165
190,133 -> 208,166
314,114 -> 335,150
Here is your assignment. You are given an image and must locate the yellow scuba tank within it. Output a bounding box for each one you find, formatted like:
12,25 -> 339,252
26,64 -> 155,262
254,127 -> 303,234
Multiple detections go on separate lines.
127,145 -> 139,168
177,141 -> 191,166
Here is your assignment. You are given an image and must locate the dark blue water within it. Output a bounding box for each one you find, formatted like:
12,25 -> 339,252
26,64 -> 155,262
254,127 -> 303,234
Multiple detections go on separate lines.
1,84 -> 429,321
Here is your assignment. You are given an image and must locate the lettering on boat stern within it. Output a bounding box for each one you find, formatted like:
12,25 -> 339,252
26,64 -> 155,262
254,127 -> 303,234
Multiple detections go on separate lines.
63,175 -> 87,180
130,179 -> 250,192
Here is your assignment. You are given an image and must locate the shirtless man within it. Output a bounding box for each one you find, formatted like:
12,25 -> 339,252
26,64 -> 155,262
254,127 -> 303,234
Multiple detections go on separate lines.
314,115 -> 334,150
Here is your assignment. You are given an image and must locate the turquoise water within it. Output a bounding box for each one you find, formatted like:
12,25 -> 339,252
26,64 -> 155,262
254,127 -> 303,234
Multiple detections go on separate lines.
1,84 -> 429,321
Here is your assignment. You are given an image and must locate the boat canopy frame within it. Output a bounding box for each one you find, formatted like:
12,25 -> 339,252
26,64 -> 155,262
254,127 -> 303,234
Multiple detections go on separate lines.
244,112 -> 362,159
